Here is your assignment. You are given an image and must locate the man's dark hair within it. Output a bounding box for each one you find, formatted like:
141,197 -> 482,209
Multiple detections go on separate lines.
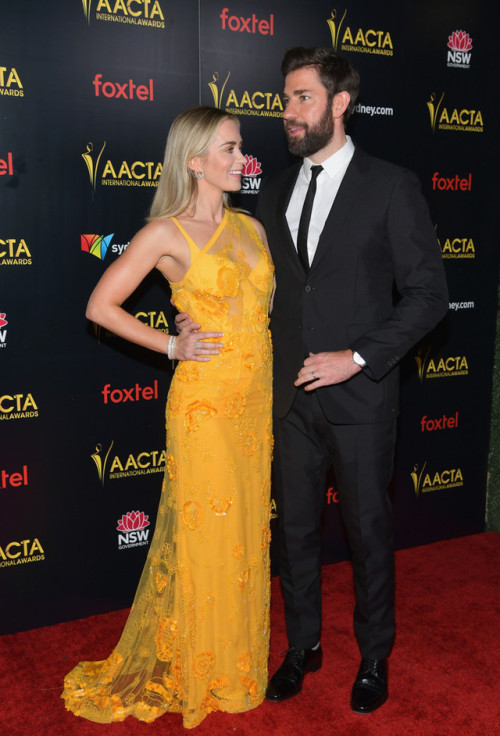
281,47 -> 360,125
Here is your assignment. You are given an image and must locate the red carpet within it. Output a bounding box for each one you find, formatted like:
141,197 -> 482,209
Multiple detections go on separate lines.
1,533 -> 499,735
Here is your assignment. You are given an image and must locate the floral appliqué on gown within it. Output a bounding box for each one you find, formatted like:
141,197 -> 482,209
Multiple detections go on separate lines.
62,210 -> 274,728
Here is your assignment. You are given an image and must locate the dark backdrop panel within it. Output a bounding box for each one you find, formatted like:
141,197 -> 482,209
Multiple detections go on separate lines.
1,0 -> 498,634
1,0 -> 199,633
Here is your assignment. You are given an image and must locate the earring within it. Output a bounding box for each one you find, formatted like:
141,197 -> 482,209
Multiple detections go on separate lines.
193,169 -> 205,180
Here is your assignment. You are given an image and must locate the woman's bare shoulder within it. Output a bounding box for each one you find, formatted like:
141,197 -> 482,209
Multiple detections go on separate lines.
129,217 -> 182,256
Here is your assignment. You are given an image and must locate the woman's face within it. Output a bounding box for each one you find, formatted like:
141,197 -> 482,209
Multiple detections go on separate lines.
195,119 -> 246,192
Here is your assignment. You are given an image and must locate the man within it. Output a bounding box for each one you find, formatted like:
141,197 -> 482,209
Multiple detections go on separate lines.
256,47 -> 448,714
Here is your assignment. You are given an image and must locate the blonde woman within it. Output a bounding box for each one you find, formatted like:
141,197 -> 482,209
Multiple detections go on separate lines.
62,106 -> 274,729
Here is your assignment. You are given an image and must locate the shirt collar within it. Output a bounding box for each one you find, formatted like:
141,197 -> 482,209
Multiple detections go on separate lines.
302,135 -> 355,181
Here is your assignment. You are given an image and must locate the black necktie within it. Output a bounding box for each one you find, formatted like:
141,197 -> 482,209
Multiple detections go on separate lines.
297,165 -> 323,272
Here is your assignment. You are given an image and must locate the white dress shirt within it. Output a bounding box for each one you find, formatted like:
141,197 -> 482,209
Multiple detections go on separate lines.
286,136 -> 355,266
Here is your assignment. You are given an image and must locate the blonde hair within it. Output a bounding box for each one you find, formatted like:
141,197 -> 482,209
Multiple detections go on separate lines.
148,106 -> 239,220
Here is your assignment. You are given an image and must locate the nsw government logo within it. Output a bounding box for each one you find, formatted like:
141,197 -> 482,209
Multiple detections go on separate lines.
0,312 -> 7,349
447,30 -> 472,69
241,155 -> 262,195
117,510 -> 150,550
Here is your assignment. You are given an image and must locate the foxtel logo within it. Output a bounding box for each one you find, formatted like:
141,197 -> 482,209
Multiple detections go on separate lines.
102,380 -> 159,403
432,172 -> 471,191
220,7 -> 274,35
420,412 -> 459,431
93,74 -> 154,100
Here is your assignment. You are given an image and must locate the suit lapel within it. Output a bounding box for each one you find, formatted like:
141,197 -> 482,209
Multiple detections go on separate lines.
309,148 -> 370,273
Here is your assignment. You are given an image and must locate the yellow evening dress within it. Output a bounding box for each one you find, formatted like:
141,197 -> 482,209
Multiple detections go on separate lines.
62,210 -> 274,728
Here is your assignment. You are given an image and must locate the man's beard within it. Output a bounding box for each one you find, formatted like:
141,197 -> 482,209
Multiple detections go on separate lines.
285,104 -> 334,158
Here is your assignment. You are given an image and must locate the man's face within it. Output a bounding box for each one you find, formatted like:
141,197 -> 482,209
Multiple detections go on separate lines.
283,66 -> 334,158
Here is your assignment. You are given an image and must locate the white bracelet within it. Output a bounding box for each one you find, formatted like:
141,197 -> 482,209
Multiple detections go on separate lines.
167,335 -> 177,360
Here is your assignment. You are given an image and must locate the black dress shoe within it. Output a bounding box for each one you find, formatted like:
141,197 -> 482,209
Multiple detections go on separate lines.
265,646 -> 323,702
350,658 -> 388,713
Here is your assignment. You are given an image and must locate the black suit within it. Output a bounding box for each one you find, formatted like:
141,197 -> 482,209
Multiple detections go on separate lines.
257,147 -> 448,658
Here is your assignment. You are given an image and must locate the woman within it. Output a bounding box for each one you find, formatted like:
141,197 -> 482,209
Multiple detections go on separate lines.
62,106 -> 274,729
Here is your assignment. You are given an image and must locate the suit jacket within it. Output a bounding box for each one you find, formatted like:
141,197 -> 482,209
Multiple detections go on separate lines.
256,147 -> 449,423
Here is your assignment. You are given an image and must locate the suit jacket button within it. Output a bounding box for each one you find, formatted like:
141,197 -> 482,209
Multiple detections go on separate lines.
304,285 -> 312,293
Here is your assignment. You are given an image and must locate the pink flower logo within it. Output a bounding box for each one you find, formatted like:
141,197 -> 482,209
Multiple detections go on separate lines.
448,30 -> 472,51
117,510 -> 150,531
243,155 -> 262,177
0,313 -> 7,328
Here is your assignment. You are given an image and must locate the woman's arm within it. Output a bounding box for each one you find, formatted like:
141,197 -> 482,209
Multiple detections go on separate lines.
86,219 -> 223,361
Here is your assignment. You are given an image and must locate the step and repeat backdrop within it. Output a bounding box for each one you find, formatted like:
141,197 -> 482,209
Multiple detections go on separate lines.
1,0 -> 498,634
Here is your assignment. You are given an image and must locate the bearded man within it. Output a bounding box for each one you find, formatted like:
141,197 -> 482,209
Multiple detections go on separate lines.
256,47 -> 448,714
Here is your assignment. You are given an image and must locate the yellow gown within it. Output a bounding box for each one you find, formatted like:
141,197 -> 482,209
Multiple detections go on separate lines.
62,210 -> 274,729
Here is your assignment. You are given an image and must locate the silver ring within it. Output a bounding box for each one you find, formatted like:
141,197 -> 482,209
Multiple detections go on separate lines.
312,370 -> 318,380
195,340 -> 201,349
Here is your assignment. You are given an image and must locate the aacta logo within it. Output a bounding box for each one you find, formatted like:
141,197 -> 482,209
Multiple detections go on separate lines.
208,71 -> 283,118
0,238 -> 32,267
81,234 -> 114,260
0,393 -> 39,421
432,171 -> 472,192
82,0 -> 165,29
0,66 -> 23,97
93,74 -> 154,101
82,141 -> 161,192
437,227 -> 475,260
241,155 -> 262,195
327,9 -> 393,57
421,412 -> 459,432
135,310 -> 170,332
0,538 -> 45,567
447,30 -> 472,69
427,92 -> 483,133
91,441 -> 166,483
411,461 -> 464,496
1,465 -> 28,490
220,7 -> 274,35
117,510 -> 150,550
415,346 -> 469,381
0,312 -> 7,349
102,380 -> 159,403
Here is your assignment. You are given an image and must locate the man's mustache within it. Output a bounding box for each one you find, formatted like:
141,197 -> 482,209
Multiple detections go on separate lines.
285,120 -> 307,131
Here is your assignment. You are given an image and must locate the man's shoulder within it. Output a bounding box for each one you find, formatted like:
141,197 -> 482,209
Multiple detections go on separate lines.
352,147 -> 416,184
